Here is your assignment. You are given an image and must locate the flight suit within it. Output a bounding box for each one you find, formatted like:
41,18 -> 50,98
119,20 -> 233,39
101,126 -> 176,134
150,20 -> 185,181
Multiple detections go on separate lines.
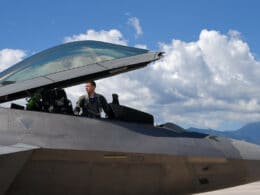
74,93 -> 110,118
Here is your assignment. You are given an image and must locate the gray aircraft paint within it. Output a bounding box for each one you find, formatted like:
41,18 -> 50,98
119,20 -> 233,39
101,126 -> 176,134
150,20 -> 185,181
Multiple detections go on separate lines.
0,41 -> 259,195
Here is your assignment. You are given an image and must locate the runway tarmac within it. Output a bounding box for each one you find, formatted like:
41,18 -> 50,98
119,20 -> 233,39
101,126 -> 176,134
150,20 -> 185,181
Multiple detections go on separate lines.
197,181 -> 260,195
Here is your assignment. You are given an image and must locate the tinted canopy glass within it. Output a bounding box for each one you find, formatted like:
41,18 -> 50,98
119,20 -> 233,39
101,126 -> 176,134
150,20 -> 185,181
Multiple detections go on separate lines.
0,41 -> 148,84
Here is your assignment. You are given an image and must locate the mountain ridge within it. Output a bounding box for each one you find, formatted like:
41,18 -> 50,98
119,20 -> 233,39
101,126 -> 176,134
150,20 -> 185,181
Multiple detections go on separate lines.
188,121 -> 260,145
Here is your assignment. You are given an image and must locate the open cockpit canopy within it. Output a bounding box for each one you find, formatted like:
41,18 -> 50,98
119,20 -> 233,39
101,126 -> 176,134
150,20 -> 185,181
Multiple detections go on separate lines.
0,41 -> 162,103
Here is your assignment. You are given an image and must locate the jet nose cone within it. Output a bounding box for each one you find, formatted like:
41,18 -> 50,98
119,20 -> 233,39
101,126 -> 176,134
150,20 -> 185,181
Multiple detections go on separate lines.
232,140 -> 260,160
232,140 -> 260,183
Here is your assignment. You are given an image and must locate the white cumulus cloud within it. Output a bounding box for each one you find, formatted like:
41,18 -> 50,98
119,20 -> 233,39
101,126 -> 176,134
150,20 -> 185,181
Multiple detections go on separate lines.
0,49 -> 26,72
66,28 -> 260,130
149,29 -> 260,129
128,17 -> 143,38
64,29 -> 127,45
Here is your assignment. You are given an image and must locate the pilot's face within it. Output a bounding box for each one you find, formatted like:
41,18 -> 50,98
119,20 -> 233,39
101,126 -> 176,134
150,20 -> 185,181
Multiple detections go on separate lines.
85,83 -> 95,94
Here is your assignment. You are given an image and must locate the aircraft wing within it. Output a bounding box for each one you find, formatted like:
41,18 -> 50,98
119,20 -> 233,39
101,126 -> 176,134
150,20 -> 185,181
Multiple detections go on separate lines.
0,41 -> 162,103
0,143 -> 39,195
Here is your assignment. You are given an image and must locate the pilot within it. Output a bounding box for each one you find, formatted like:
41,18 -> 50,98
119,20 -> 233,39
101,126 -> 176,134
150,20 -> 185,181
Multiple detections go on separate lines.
74,81 -> 110,118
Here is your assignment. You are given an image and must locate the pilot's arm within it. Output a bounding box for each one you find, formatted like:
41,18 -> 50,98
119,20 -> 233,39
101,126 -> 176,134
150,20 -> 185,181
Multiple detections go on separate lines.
74,95 -> 85,115
99,95 -> 111,117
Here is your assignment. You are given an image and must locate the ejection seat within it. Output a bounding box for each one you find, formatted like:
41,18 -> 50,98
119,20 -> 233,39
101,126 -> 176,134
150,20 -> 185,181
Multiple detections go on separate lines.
24,88 -> 73,115
108,93 -> 154,125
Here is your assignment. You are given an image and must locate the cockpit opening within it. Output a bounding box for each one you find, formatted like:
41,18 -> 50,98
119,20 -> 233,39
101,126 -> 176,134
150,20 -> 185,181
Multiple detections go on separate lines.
8,88 -> 154,125
0,41 -> 161,126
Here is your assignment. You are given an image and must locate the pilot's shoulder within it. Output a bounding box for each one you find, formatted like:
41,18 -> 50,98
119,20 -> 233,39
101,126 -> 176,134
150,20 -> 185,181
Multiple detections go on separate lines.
77,95 -> 87,101
95,93 -> 106,99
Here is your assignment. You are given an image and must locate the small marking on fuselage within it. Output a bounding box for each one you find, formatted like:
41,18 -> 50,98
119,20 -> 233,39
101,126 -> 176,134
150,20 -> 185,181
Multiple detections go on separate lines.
188,157 -> 227,164
103,154 -> 127,159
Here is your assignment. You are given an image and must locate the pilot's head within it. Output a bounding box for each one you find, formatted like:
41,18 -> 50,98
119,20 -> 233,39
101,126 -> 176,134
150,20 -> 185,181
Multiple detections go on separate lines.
85,81 -> 96,95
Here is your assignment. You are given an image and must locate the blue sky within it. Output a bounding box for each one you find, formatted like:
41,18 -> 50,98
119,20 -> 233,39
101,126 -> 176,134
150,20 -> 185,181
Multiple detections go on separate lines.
1,0 -> 260,130
1,0 -> 260,53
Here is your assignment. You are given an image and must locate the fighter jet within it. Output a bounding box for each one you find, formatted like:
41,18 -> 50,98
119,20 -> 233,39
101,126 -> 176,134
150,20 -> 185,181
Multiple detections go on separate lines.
0,40 -> 259,195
